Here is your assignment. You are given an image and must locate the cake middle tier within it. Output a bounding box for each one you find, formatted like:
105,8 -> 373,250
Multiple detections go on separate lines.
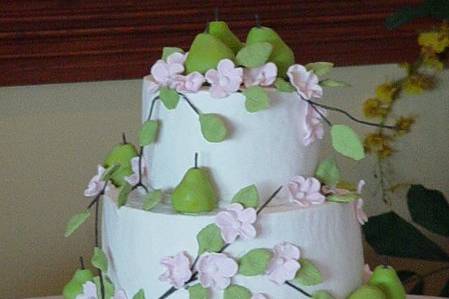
142,78 -> 320,203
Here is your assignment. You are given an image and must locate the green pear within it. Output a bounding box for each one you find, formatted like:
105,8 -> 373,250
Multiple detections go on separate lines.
172,165 -> 217,213
246,26 -> 295,76
347,284 -> 387,299
208,21 -> 243,54
104,137 -> 138,187
185,33 -> 235,74
368,265 -> 406,299
63,269 -> 94,299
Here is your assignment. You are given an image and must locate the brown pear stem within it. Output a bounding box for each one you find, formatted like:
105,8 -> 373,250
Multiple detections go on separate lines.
255,14 -> 261,27
122,132 -> 127,144
79,256 -> 85,270
214,7 -> 219,21
194,152 -> 199,168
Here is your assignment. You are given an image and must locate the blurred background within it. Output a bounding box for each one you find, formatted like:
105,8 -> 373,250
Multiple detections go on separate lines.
1,1 -> 448,298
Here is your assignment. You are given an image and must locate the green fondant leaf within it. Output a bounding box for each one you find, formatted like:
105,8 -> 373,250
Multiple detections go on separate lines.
312,290 -> 336,299
139,120 -> 159,146
223,285 -> 252,299
305,62 -> 334,76
91,247 -> 108,272
274,78 -> 296,92
293,258 -> 323,286
118,183 -> 133,208
197,223 -> 225,254
64,211 -> 90,237
93,275 -> 115,299
162,47 -> 184,61
102,164 -> 120,181
159,87 -> 180,110
315,158 -> 340,186
363,212 -> 449,261
236,42 -> 273,68
331,125 -> 365,160
319,79 -> 350,87
232,185 -> 260,208
326,193 -> 359,203
188,283 -> 208,299
133,289 -> 146,299
199,113 -> 228,143
243,86 -> 270,113
143,189 -> 162,211
238,248 -> 272,276
407,184 -> 449,236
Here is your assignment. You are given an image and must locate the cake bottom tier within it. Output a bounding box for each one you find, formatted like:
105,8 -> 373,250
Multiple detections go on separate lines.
102,197 -> 364,299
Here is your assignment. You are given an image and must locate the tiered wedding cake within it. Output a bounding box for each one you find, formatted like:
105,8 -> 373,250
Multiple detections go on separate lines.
63,19 -> 407,299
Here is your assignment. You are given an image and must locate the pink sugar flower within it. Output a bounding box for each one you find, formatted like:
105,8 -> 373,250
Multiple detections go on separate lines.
205,59 -> 243,98
175,71 -> 205,93
197,253 -> 238,289
84,165 -> 106,197
149,52 -> 187,89
159,251 -> 192,289
354,180 -> 368,225
288,176 -> 326,207
76,281 -> 128,299
215,203 -> 257,243
267,242 -> 301,285
304,104 -> 326,146
287,64 -> 323,100
363,264 -> 373,283
125,156 -> 148,186
243,62 -> 277,87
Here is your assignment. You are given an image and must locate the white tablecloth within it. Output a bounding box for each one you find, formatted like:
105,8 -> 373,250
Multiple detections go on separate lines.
25,296 -> 444,299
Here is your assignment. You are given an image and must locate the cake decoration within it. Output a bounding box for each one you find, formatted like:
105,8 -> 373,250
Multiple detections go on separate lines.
63,14 -> 409,299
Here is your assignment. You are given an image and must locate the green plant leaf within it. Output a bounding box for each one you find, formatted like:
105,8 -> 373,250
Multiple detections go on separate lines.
197,224 -> 225,254
274,78 -> 296,92
102,164 -> 120,181
319,79 -> 350,87
162,47 -> 184,60
239,248 -> 272,276
306,62 -> 334,76
91,247 -> 108,272
440,279 -> 449,297
64,211 -> 90,237
236,42 -> 273,68
363,212 -> 449,261
315,158 -> 340,186
243,86 -> 270,113
93,275 -> 115,299
312,290 -> 335,299
199,113 -> 228,143
293,258 -> 323,286
223,284 -> 252,299
232,185 -> 260,208
407,184 -> 449,237
331,125 -> 365,160
139,120 -> 159,146
143,189 -> 162,211
159,87 -> 180,109
118,183 -> 133,208
132,289 -> 145,299
326,193 -> 359,203
188,283 -> 208,299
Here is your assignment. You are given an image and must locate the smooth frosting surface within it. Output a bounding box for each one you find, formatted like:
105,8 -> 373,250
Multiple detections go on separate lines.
142,76 -> 320,203
103,196 -> 364,299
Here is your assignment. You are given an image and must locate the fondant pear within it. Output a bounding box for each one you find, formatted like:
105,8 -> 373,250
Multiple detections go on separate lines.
104,134 -> 138,187
172,155 -> 217,213
63,269 -> 94,299
185,33 -> 235,74
246,26 -> 295,76
368,265 -> 406,299
347,284 -> 387,299
208,21 -> 243,54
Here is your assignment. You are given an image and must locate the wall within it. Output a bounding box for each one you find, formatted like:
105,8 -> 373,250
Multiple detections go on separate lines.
0,64 -> 447,298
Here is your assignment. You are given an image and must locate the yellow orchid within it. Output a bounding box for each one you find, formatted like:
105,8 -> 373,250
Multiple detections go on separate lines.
363,98 -> 389,118
395,116 -> 415,135
418,31 -> 449,53
402,74 -> 435,95
375,82 -> 398,103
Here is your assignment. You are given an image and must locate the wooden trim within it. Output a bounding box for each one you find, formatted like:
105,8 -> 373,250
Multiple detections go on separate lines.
0,1 -> 435,86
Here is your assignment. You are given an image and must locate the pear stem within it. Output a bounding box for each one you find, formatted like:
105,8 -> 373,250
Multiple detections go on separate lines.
79,256 -> 85,270
214,7 -> 219,21
194,152 -> 199,168
255,14 -> 261,28
122,132 -> 127,144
